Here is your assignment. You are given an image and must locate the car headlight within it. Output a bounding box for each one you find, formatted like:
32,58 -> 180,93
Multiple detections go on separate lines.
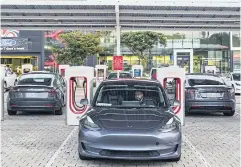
83,116 -> 101,130
159,118 -> 178,132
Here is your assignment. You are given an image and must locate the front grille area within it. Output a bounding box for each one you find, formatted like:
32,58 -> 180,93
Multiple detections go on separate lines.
99,150 -> 160,157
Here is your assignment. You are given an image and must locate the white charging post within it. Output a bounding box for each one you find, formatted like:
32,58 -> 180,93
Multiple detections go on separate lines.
65,66 -> 94,126
59,65 -> 70,77
132,65 -> 143,78
21,64 -> 33,74
95,65 -> 107,87
156,66 -> 185,125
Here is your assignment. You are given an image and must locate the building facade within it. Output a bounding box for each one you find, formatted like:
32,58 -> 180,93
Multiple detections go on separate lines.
44,30 -> 240,73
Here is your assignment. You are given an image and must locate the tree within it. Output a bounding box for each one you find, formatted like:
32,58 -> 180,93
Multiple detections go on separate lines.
121,31 -> 166,70
52,31 -> 103,65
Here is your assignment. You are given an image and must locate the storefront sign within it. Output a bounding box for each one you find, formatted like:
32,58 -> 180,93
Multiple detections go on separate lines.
0,38 -> 28,51
1,30 -> 19,37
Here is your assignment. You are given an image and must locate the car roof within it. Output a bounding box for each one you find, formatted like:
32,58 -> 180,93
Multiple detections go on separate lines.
101,78 -> 161,86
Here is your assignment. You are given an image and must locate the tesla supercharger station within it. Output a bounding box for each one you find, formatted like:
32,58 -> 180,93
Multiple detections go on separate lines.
132,65 -> 143,78
95,65 -> 107,87
65,66 -> 94,126
59,65 -> 70,77
21,64 -> 33,74
156,66 -> 185,125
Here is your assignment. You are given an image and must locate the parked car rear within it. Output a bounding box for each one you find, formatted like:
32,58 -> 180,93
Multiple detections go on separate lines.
185,73 -> 236,116
7,72 -> 65,115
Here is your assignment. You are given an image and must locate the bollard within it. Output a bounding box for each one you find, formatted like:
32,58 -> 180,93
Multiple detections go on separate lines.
1,79 -> 4,121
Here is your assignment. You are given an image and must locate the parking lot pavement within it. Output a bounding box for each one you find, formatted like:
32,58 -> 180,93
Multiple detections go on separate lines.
1,93 -> 240,167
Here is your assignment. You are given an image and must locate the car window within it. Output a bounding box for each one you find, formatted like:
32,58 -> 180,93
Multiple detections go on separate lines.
107,73 -> 117,79
94,84 -> 166,108
17,73 -> 54,86
188,76 -> 225,86
119,73 -> 132,78
108,73 -> 132,79
232,73 -> 240,81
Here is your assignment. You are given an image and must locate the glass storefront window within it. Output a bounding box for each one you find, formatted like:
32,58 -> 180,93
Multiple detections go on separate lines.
233,50 -> 240,71
232,32 -> 241,48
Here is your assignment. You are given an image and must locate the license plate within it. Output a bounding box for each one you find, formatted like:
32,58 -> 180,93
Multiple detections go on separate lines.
206,93 -> 222,98
25,93 -> 37,98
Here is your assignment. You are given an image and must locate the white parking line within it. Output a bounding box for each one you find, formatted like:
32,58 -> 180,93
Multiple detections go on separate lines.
45,126 -> 77,167
183,135 -> 211,167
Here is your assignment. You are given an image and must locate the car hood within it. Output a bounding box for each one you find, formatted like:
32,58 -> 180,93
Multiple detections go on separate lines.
87,107 -> 174,130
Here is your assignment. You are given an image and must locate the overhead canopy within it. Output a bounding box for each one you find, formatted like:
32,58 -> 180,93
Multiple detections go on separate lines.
1,0 -> 240,31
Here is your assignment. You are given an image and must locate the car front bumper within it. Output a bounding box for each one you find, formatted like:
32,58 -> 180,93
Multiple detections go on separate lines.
7,99 -> 62,112
78,127 -> 182,160
186,99 -> 236,113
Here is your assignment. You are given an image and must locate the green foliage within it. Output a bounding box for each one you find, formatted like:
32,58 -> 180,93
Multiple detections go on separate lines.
121,31 -> 167,63
52,31 -> 103,65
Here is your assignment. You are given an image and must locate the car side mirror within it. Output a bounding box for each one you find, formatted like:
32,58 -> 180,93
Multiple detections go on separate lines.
170,99 -> 181,107
80,98 -> 89,105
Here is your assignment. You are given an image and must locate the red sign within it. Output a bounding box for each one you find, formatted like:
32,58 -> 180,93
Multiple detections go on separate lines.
113,56 -> 123,71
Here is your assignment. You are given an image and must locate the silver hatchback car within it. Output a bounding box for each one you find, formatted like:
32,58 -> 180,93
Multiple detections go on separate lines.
78,79 -> 182,161
185,73 -> 236,116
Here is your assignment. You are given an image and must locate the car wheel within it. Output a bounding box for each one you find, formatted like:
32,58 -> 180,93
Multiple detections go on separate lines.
185,110 -> 189,116
8,109 -> 17,115
55,107 -> 63,115
223,110 -> 235,116
78,152 -> 91,160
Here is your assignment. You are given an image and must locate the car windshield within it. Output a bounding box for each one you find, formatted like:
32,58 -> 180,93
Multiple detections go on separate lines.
95,84 -> 166,108
232,73 -> 240,81
108,73 -> 132,79
188,76 -> 225,86
17,73 -> 54,86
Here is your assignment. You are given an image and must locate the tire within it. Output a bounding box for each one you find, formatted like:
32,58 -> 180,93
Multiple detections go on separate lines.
185,109 -> 190,116
8,109 -> 17,115
55,107 -> 63,115
78,152 -> 91,160
223,110 -> 235,116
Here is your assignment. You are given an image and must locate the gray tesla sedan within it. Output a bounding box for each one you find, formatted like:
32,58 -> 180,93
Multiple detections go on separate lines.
7,72 -> 66,115
78,79 -> 182,161
185,73 -> 236,116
